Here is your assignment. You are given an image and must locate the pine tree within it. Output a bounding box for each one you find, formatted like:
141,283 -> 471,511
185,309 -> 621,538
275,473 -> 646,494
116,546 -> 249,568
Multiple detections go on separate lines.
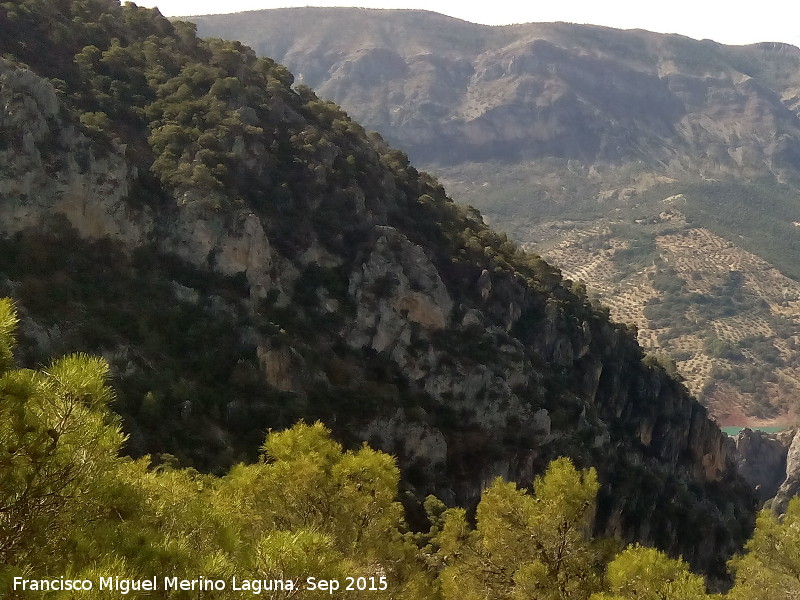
437,457 -> 608,600
591,545 -> 708,600
728,499 -> 800,600
0,299 -> 124,588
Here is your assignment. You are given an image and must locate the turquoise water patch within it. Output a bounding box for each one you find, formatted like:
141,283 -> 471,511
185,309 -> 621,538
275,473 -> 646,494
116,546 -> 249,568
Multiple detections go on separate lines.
721,426 -> 786,437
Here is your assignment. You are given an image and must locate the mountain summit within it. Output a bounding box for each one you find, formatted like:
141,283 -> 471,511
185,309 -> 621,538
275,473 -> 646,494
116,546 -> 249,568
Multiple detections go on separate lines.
193,8 -> 800,424
0,1 -> 755,577
191,8 -> 800,172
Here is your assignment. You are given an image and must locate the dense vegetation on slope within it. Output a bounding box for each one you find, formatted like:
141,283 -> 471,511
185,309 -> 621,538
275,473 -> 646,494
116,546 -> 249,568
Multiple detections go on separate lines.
0,0 -> 757,580
192,9 -> 800,170
0,305 -> 796,598
192,8 -> 800,422
522,180 -> 800,422
2,0 -> 566,467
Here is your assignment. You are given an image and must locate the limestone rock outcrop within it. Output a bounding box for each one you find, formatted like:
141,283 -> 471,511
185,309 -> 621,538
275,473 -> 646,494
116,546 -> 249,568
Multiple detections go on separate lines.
732,428 -> 790,503
732,427 -> 800,511
0,15 -> 756,580
195,9 -> 800,181
773,429 -> 800,513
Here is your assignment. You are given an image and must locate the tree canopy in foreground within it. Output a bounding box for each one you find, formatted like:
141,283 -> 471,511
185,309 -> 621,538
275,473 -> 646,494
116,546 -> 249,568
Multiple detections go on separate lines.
0,297 -> 797,598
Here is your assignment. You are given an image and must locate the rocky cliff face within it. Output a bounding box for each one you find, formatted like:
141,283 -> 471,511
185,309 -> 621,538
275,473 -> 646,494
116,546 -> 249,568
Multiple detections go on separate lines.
0,63 -> 150,244
191,9 -> 800,427
733,427 -> 800,511
775,431 -> 800,512
193,9 -> 800,180
0,1 -> 755,579
733,428 -> 790,502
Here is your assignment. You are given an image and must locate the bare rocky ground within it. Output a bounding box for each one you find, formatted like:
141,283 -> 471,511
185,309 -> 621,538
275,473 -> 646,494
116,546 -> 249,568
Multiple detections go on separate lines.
193,8 -> 800,429
521,206 -> 800,427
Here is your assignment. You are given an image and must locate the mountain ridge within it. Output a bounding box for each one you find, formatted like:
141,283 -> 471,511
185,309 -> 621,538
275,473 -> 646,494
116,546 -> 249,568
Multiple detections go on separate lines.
190,7 -> 800,171
0,0 -> 756,578
192,7 -> 800,424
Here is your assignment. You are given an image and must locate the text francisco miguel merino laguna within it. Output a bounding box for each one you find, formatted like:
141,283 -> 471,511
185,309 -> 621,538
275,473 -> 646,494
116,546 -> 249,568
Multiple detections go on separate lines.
14,575 -> 389,594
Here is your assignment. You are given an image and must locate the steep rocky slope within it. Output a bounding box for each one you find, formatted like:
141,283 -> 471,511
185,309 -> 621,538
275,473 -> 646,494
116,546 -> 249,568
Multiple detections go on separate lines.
733,427 -> 800,510
0,1 -> 755,577
192,8 -> 800,175
193,8 -> 800,423
530,213 -> 800,425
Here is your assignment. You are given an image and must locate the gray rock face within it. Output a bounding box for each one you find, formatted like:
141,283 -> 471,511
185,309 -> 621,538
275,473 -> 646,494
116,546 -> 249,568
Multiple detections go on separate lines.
774,429 -> 800,513
733,429 -> 789,502
732,427 -> 800,511
348,226 -> 453,357
0,54 -> 756,578
164,204 -> 274,301
194,9 -> 800,179
0,58 -> 153,246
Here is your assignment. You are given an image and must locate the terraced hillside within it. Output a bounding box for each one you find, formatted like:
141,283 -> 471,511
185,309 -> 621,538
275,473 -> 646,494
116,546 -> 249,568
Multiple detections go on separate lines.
193,8 -> 800,427
522,199 -> 800,426
0,0 -> 762,576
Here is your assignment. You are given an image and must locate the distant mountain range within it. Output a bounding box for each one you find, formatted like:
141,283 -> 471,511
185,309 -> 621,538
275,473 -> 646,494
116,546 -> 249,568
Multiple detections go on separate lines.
0,0 -> 757,578
192,8 -> 800,424
190,8 -> 800,170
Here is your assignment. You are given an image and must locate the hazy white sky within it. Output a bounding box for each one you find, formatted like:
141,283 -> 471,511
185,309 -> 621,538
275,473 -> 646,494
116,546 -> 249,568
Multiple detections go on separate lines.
133,0 -> 800,47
